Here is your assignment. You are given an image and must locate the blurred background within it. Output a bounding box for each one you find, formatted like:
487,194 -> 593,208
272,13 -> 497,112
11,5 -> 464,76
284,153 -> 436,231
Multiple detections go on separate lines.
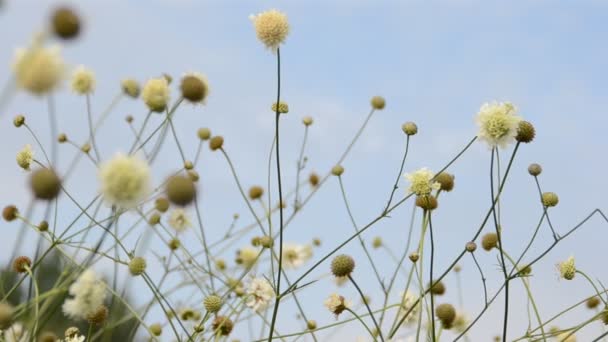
1,0 -> 607,340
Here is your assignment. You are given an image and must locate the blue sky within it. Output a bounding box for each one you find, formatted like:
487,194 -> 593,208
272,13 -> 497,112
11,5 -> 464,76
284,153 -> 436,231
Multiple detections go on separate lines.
1,0 -> 608,341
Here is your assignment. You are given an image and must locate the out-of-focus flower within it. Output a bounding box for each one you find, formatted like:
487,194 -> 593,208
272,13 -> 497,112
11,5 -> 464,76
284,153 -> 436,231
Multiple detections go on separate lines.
71,65 -> 95,94
281,243 -> 312,269
168,208 -> 192,233
12,45 -> 65,95
142,77 -> 170,112
245,277 -> 275,312
3,322 -> 29,342
62,269 -> 107,320
98,153 -> 151,209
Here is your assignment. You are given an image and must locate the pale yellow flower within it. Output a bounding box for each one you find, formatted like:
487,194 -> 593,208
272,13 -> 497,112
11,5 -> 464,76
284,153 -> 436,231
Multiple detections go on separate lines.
475,102 -> 522,148
558,256 -> 576,280
238,247 -> 260,268
403,168 -> 440,196
168,208 -> 192,233
245,277 -> 275,312
71,65 -> 95,94
12,45 -> 65,95
324,293 -> 350,316
142,77 -> 170,112
281,243 -> 312,269
16,144 -> 34,170
250,9 -> 289,51
398,291 -> 419,325
98,153 -> 151,209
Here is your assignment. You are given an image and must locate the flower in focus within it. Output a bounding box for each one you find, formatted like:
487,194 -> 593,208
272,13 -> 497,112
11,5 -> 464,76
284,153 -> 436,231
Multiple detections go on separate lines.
71,65 -> 95,94
142,77 -> 170,112
15,144 -> 34,171
475,102 -> 522,148
245,277 -> 275,312
398,291 -> 419,325
3,322 -> 29,342
404,168 -> 440,196
324,293 -> 350,317
558,256 -> 576,280
168,208 -> 192,233
12,45 -> 65,95
281,243 -> 312,269
98,153 -> 151,209
62,269 -> 107,320
249,9 -> 289,51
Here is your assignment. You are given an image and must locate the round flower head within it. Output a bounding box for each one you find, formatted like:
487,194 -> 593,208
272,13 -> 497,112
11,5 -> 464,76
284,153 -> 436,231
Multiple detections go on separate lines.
209,136 -> 224,151
3,205 -> 19,222
402,122 -> 418,136
180,73 -> 209,104
62,269 -> 107,320
271,101 -> 289,114
542,192 -> 559,207
211,316 -> 233,336
86,305 -> 108,325
165,175 -> 196,206
203,295 -> 223,313
309,172 -> 320,187
465,241 -> 477,252
248,185 -> 264,200
250,9 -> 289,51
516,120 -> 535,143
149,323 -> 162,336
13,256 -> 32,273
16,144 -> 34,171
435,172 -> 455,192
245,277 -> 275,312
128,257 -> 147,276
481,232 -> 498,251
307,320 -> 317,330
324,293 -> 350,317
558,256 -> 576,280
372,236 -> 382,249
51,7 -> 81,39
168,208 -> 192,233
98,153 -> 151,209
12,45 -> 65,95
154,197 -> 170,212
237,247 -> 260,268
398,291 -> 419,325
281,243 -> 313,269
331,165 -> 344,176
142,77 -> 170,112
415,195 -> 438,211
371,96 -> 386,110
429,281 -> 446,295
436,303 -> 456,329
528,163 -> 542,176
121,79 -> 140,98
331,254 -> 355,277
0,302 -> 14,329
302,116 -> 313,126
197,127 -> 211,140
71,65 -> 95,94
586,296 -> 600,309
3,323 -> 29,342
404,168 -> 441,196
475,101 -> 522,148
13,114 -> 25,127
30,168 -> 62,200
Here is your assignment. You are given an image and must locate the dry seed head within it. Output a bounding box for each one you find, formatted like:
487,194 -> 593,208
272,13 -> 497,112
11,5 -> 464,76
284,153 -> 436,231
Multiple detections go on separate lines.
465,241 -> 477,252
371,96 -> 386,110
155,197 -> 170,212
436,303 -> 456,328
248,186 -> 264,200
148,213 -> 161,225
149,323 -> 162,336
51,7 -> 81,39
481,233 -> 498,251
165,175 -> 196,206
180,73 -> 209,103
402,122 -> 418,136
309,172 -> 320,187
13,115 -> 25,127
259,236 -> 274,248
331,165 -> 344,176
586,296 -> 600,309
251,236 -> 261,247
197,127 -> 211,140
331,254 -> 355,277
528,163 -> 542,176
30,168 -> 62,200
307,320 -> 317,330
212,316 -> 234,336
409,252 -> 419,263
0,302 -> 14,329
542,192 -> 559,207
203,295 -> 223,313
125,115 -> 134,123
209,136 -> 224,151
121,79 -> 140,98
415,195 -> 438,211
129,257 -> 147,276
215,259 -> 226,270
87,305 -> 108,325
168,238 -> 181,251
58,133 -> 67,143
38,220 -> 49,232
430,281 -> 446,295
13,256 -> 32,273
3,205 -> 19,221
81,143 -> 91,154
312,238 -> 321,246
516,120 -> 536,143
435,172 -> 455,192
302,116 -> 313,126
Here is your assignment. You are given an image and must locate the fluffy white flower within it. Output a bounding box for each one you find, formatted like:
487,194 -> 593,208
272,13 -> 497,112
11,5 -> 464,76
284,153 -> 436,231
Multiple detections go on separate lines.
403,168 -> 440,196
398,291 -> 419,325
62,269 -> 107,320
15,144 -> 34,170
324,293 -> 350,316
98,153 -> 151,209
168,208 -> 192,233
250,9 -> 290,50
3,323 -> 29,342
475,101 -> 522,148
12,45 -> 65,95
245,277 -> 275,312
71,65 -> 95,94
281,243 -> 312,269
142,77 -> 170,112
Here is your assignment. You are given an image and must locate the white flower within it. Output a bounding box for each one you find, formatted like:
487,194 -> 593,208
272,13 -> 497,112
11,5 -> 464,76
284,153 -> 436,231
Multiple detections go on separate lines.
238,247 -> 260,268
3,323 -> 29,342
65,335 -> 86,342
71,65 -> 95,94
98,153 -> 151,209
142,77 -> 170,112
245,277 -> 275,312
475,101 -> 522,148
62,269 -> 107,320
250,9 -> 290,51
12,45 -> 65,95
15,144 -> 34,170
403,168 -> 440,196
324,293 -> 350,316
397,291 -> 419,325
168,208 -> 192,233
281,243 -> 312,269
